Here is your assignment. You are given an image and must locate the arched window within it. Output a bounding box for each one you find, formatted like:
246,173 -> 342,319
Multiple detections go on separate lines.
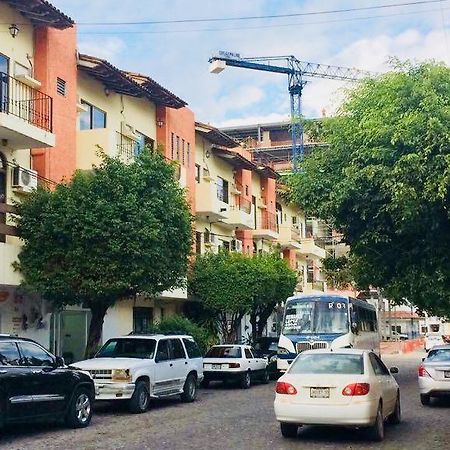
0,152 -> 7,243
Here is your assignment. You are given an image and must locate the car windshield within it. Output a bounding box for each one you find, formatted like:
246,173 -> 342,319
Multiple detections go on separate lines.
206,346 -> 242,358
283,298 -> 349,335
95,338 -> 156,359
427,349 -> 450,362
289,353 -> 364,375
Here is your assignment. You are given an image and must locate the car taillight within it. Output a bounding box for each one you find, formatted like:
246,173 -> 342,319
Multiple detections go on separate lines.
228,363 -> 240,368
342,383 -> 370,396
276,381 -> 297,395
418,365 -> 430,377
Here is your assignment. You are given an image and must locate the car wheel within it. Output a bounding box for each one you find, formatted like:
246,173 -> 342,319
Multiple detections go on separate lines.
280,422 -> 298,438
420,394 -> 431,406
388,393 -> 401,425
181,374 -> 197,403
240,371 -> 251,389
129,380 -> 150,413
261,369 -> 270,384
367,404 -> 384,441
65,387 -> 93,428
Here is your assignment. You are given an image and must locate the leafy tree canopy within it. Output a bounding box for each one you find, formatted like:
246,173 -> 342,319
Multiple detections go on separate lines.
15,150 -> 193,355
287,61 -> 450,316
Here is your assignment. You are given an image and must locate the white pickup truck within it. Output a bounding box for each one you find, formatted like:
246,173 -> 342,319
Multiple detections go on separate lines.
73,334 -> 203,413
202,344 -> 269,389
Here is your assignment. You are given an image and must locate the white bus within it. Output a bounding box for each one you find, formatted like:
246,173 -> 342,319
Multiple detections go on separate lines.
277,294 -> 380,372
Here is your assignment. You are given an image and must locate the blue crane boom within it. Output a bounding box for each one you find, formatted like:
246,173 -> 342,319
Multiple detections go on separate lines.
209,53 -> 374,170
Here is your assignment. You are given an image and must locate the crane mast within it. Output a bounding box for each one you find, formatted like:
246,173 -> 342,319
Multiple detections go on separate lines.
209,52 -> 374,171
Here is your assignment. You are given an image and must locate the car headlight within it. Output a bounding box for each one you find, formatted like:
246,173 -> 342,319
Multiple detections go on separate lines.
112,369 -> 131,382
277,347 -> 290,355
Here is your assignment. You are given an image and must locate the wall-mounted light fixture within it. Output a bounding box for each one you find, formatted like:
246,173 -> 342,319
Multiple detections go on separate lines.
9,24 -> 19,38
104,87 -> 111,96
156,118 -> 165,128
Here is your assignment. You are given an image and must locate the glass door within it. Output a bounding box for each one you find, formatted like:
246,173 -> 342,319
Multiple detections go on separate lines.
0,54 -> 9,113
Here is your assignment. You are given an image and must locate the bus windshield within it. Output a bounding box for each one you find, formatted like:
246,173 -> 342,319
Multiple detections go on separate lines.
283,298 -> 349,335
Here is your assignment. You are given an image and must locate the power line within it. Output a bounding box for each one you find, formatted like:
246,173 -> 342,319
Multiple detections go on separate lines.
77,6 -> 450,35
75,0 -> 445,26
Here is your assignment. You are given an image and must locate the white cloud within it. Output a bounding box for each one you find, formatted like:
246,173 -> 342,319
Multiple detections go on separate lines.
78,37 -> 125,62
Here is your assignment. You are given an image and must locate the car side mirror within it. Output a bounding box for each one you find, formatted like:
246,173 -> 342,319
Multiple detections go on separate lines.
389,367 -> 399,374
55,356 -> 65,368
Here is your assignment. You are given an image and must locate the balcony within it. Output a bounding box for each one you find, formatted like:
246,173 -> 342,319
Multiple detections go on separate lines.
195,180 -> 229,221
0,72 -> 55,149
300,237 -> 327,259
253,211 -> 279,240
116,132 -> 138,163
278,224 -> 302,249
223,197 -> 254,230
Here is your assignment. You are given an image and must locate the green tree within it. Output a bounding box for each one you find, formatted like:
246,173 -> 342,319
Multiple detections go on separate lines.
189,251 -> 296,343
249,253 -> 297,340
287,61 -> 450,315
15,150 -> 192,357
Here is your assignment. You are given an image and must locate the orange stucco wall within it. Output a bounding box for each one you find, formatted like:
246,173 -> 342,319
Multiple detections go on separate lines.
156,106 -> 196,213
32,27 -> 77,182
283,248 -> 297,269
235,167 -> 254,254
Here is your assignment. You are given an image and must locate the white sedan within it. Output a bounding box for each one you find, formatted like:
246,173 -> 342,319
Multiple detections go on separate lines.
418,344 -> 450,405
202,345 -> 269,388
274,349 -> 401,441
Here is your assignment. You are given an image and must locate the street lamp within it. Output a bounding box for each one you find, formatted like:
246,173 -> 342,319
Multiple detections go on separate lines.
9,24 -> 19,38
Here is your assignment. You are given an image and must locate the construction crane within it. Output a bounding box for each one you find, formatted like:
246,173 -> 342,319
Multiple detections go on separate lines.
209,51 -> 374,171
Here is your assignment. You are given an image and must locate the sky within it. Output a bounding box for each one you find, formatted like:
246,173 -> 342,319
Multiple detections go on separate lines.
52,0 -> 450,127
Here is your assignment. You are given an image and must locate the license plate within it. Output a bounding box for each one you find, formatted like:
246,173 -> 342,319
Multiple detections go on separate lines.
444,371 -> 450,378
212,364 -> 221,369
310,387 -> 330,398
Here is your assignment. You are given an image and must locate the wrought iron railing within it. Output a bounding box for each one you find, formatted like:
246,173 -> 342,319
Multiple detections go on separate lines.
116,132 -> 138,162
0,72 -> 52,132
238,196 -> 252,214
261,211 -> 278,233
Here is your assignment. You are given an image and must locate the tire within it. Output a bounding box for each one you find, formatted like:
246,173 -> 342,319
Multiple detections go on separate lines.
420,394 -> 431,406
388,393 -> 401,425
367,404 -> 384,442
129,380 -> 150,414
280,422 -> 298,438
65,387 -> 93,428
181,374 -> 197,403
261,369 -> 270,384
201,378 -> 210,388
240,371 -> 251,389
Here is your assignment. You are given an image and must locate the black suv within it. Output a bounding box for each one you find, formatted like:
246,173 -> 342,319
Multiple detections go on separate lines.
0,335 -> 94,429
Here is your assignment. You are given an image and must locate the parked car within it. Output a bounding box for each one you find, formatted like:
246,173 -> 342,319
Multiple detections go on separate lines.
274,349 -> 400,441
202,344 -> 269,388
73,334 -> 203,413
383,331 -> 409,341
424,333 -> 444,352
418,344 -> 450,405
0,335 -> 94,429
254,337 -> 279,379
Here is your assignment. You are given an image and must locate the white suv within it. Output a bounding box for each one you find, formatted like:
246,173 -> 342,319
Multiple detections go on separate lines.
74,334 -> 203,413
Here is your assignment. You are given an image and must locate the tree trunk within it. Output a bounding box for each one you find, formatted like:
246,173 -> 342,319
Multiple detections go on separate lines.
255,305 -> 276,339
85,303 -> 109,358
219,312 -> 243,343
250,313 -> 258,342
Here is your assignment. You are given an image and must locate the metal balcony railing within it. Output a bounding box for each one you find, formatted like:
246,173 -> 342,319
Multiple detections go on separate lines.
0,72 -> 52,132
261,211 -> 278,233
116,132 -> 138,161
238,197 -> 252,214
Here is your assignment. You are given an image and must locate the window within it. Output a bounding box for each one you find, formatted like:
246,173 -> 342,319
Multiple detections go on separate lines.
217,176 -> 229,203
0,342 -> 21,366
56,77 -> 66,96
182,139 -> 185,165
195,164 -> 201,183
96,338 -> 156,359
369,353 -> 389,375
290,353 -> 364,375
427,349 -> 450,362
79,100 -> 106,130
187,143 -> 191,167
195,231 -> 202,254
156,340 -> 170,362
19,342 -> 54,366
176,136 -> 180,160
133,307 -> 153,334
183,338 -> 202,358
205,346 -> 242,358
134,131 -> 154,156
244,348 -> 253,359
245,185 -> 249,196
170,339 -> 186,359
292,216 -> 297,225
171,133 -> 175,159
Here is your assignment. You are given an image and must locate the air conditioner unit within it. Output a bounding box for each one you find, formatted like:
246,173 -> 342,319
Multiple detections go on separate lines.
12,167 -> 38,193
121,121 -> 138,139
231,239 -> 243,252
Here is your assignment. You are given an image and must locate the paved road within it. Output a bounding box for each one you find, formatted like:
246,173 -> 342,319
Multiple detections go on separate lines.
1,351 -> 449,450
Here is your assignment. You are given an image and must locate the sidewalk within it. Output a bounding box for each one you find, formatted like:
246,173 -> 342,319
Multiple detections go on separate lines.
381,337 -> 424,355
